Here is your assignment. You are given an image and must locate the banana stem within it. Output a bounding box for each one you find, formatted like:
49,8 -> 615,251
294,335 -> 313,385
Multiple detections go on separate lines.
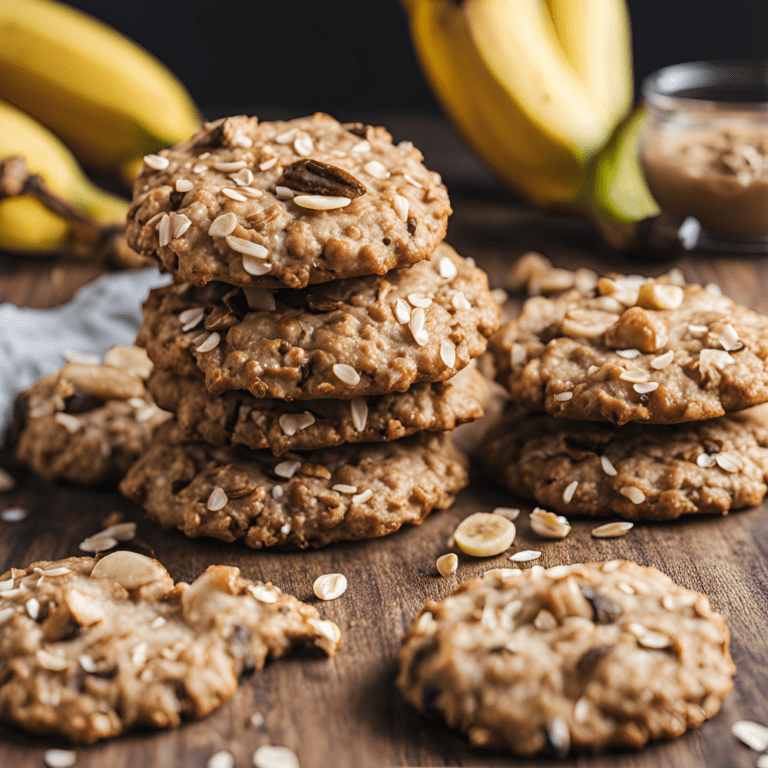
0,156 -> 148,268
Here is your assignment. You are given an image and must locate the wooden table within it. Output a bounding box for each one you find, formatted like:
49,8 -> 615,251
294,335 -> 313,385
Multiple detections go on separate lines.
1,125 -> 767,768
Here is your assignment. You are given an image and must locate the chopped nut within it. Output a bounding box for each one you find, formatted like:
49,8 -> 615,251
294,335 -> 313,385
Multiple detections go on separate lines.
732,720 -> 768,752
536,268 -> 576,295
313,573 -> 347,600
592,522 -> 634,538
530,508 -> 571,539
636,283 -> 683,310
90,551 -> 170,590
104,346 -> 154,379
436,553 -> 458,576
505,251 -> 552,292
562,309 -> 618,338
606,307 -> 669,353
60,363 -> 145,400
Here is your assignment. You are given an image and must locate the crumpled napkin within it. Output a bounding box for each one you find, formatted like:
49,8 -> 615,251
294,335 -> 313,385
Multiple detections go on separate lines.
0,269 -> 170,434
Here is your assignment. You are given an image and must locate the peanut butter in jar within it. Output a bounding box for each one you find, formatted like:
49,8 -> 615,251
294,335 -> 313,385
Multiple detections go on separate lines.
642,123 -> 768,235
641,61 -> 768,247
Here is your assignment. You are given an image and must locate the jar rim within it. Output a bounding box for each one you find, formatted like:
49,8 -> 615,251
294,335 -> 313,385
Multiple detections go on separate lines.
642,60 -> 768,113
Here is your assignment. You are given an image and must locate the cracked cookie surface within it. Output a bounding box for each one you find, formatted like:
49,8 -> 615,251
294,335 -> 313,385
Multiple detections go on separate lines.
119,420 -> 468,549
126,113 -> 451,289
147,365 -> 488,456
397,561 -> 734,756
491,276 -> 768,424
481,405 -> 768,520
0,554 -> 339,743
137,243 -> 500,400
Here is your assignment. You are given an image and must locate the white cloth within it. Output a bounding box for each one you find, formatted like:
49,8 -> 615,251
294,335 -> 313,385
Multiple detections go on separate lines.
0,269 -> 170,432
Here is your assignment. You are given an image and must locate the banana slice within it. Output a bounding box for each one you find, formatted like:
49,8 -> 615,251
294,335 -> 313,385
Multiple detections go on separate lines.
453,513 -> 516,558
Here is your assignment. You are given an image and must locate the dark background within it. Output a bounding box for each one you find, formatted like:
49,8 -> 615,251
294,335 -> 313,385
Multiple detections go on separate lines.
66,0 -> 768,115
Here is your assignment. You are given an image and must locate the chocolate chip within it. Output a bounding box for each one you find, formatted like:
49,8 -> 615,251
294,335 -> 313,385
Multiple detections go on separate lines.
580,585 -> 623,624
279,159 -> 366,199
64,390 -> 106,414
407,217 -> 417,235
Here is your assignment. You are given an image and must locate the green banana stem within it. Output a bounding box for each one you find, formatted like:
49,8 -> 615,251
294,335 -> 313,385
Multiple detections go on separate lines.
0,155 -> 148,268
572,106 -> 660,250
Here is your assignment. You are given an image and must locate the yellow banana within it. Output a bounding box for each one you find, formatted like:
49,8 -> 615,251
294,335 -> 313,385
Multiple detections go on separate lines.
403,0 -> 655,249
545,0 -> 633,132
0,99 -> 128,252
403,0 -> 622,205
0,0 -> 201,185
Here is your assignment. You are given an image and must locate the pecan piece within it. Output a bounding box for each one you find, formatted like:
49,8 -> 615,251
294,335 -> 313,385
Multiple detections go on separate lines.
306,294 -> 344,312
279,159 -> 366,199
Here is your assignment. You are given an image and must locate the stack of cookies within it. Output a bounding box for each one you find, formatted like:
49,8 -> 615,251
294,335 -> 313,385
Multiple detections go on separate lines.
485,272 -> 768,521
119,114 -> 501,548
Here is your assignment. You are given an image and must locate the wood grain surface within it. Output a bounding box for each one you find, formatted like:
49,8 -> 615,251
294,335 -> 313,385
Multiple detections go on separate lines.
1,189 -> 766,768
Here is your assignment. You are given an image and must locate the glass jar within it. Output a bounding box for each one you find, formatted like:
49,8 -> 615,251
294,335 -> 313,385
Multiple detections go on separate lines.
641,60 -> 768,253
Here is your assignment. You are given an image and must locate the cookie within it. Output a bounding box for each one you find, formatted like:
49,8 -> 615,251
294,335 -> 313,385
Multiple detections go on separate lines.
397,561 -> 734,756
0,553 -> 339,743
11,349 -> 170,485
147,364 -> 488,456
491,275 -> 768,424
119,420 -> 469,549
126,113 -> 451,289
137,243 -> 500,400
481,404 -> 768,520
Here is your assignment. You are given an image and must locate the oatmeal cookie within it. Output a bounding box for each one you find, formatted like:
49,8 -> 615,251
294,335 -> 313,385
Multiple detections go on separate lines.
10,349 -> 169,485
137,243 -> 500,400
397,561 -> 734,756
0,553 -> 339,743
481,404 -> 768,520
119,420 -> 468,549
126,113 -> 451,289
147,365 -> 488,456
491,275 -> 768,424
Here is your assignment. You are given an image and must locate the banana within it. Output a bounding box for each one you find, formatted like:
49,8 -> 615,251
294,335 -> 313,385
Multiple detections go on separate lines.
581,106 -> 660,250
545,0 -> 633,132
403,0 -> 624,205
0,0 -> 201,184
0,98 -> 128,253
403,0 -> 655,248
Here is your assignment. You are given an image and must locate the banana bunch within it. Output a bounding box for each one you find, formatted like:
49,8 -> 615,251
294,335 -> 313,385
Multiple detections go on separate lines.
0,0 -> 201,185
0,99 -> 132,252
402,0 -> 658,247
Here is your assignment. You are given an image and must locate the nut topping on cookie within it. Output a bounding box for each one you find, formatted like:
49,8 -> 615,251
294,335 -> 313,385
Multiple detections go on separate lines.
279,159 -> 366,198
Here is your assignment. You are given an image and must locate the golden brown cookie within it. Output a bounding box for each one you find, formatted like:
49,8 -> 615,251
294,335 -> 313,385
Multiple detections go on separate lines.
119,420 -> 468,549
127,113 -> 451,289
137,243 -> 500,400
397,561 -> 734,756
491,275 -> 768,424
0,553 -> 339,743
